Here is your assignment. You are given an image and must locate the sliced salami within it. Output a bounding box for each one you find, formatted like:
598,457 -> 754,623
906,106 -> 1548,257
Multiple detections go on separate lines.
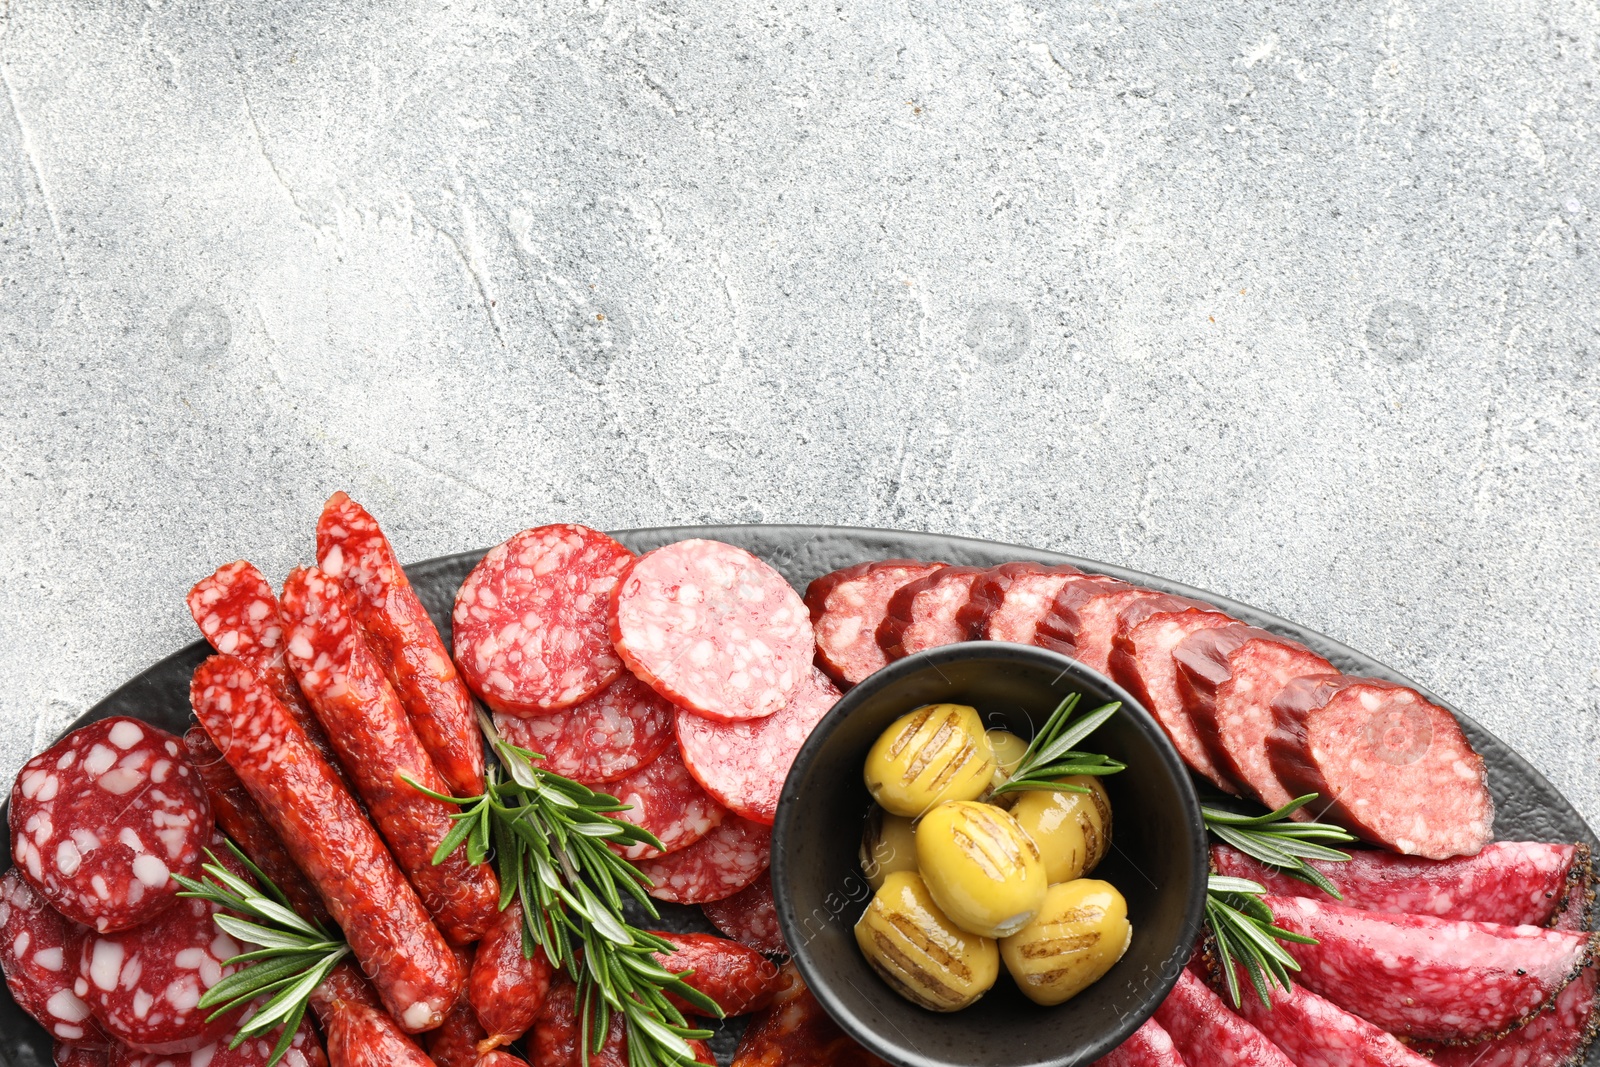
1152,968 -> 1296,1067
1222,960 -> 1434,1067
1033,576 -> 1155,671
108,1017 -> 326,1067
1089,1017 -> 1183,1067
322,1000 -> 436,1067
701,873 -> 788,955
491,671 -> 675,785
610,539 -> 813,722
1269,675 -> 1494,859
318,493 -> 485,797
677,667 -> 841,825
452,524 -> 635,716
1,867 -> 107,1044
805,560 -> 947,685
875,566 -> 988,661
1419,956 -> 1599,1067
1108,605 -> 1237,792
602,745 -> 726,860
957,562 -> 1086,646
1173,624 -> 1335,809
730,965 -> 886,1067
1212,842 -> 1592,928
652,931 -> 785,1016
54,1045 -> 113,1067
532,978 -> 716,1067
9,717 -> 211,933
468,900 -> 552,1054
1267,894 -> 1593,1041
637,816 -> 772,904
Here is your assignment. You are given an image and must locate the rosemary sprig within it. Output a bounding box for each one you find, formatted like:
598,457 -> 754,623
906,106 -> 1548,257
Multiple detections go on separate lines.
173,843 -> 349,1067
990,692 -> 1126,796
1201,795 -> 1356,1008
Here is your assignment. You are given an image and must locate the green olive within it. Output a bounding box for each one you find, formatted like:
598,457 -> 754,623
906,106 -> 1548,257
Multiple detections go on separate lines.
864,704 -> 995,817
854,870 -> 999,1012
915,800 -> 1047,938
1009,776 -> 1112,884
1000,879 -> 1131,1005
859,806 -> 919,891
985,729 -> 1029,791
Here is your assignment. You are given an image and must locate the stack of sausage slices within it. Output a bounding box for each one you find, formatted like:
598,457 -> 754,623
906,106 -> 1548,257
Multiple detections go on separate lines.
808,557 -> 1599,1067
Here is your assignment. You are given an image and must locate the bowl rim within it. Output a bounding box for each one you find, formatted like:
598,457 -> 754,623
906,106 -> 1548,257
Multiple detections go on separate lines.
771,641 -> 1209,1067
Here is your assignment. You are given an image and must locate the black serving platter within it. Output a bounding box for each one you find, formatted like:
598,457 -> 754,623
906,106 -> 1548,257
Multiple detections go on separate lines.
2,525 -> 1595,1067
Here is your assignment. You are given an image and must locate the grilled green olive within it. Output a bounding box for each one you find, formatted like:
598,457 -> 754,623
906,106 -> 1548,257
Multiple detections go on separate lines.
854,870 -> 999,1012
1000,879 -> 1131,1005
915,800 -> 1047,938
1009,776 -> 1112,884
986,729 -> 1029,790
864,704 -> 995,817
860,806 -> 919,891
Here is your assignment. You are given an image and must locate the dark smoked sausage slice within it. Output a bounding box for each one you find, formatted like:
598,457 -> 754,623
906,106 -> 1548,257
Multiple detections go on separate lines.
468,899 -> 553,1054
651,932 -> 785,1016
1152,968 -> 1297,1067
317,493 -> 486,797
1088,1017 -> 1183,1067
190,655 -> 463,1032
280,566 -> 500,946
9,717 -> 211,934
602,744 -> 726,861
701,872 -> 788,956
957,562 -> 1085,646
491,672 -> 675,786
1,867 -> 107,1044
876,566 -> 988,661
636,816 -> 772,905
451,523 -> 635,716
611,540 -> 813,723
1269,675 -> 1494,859
1035,578 -> 1177,676
805,560 -> 947,685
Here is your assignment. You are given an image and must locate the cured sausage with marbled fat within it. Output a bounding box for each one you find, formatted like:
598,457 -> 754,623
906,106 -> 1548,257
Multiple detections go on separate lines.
601,745 -> 726,861
468,900 -> 552,1054
0,867 -> 107,1044
730,964 -> 887,1067
1221,960 -> 1434,1067
1089,1017 -> 1184,1067
1035,577 -> 1176,675
956,562 -> 1085,647
322,1000 -> 437,1067
652,931 -> 785,1016
108,1017 -> 327,1067
1152,968 -> 1296,1067
636,816 -> 772,905
805,560 -> 946,685
531,979 -> 715,1067
491,672 -> 675,786
875,566 -> 988,661
701,873 -> 788,956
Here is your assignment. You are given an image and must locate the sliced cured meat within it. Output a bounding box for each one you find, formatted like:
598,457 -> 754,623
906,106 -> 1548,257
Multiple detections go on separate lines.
492,672 -> 674,785
187,561 -> 351,794
426,1002 -> 487,1067
602,745 -> 726,861
1222,961 -> 1433,1067
1108,605 -> 1237,792
1036,577 -> 1177,675
702,872 -> 787,956
1556,863 -> 1596,931
318,493 -> 485,797
637,816 -> 772,904
1151,968 -> 1296,1067
1173,624 -> 1335,808
1,868 -> 107,1044
731,964 -> 887,1067
468,900 -> 553,1053
1419,956 -> 1600,1066
1090,1017 -> 1184,1067
182,728 -> 330,927
1212,842 -> 1592,928
74,838 -> 247,1053
531,978 -> 716,1067
876,566 -> 989,660
190,655 -> 463,1033
805,560 -> 947,685
1268,676 -> 1493,859
1266,894 -> 1593,1041
322,1000 -> 436,1067
451,523 -> 635,717
652,931 -> 786,1016
958,562 -> 1086,646
677,668 -> 841,826
610,539 -> 813,723
281,566 -> 500,946
109,1017 -> 327,1067
54,1045 -> 113,1067
9,717 -> 211,933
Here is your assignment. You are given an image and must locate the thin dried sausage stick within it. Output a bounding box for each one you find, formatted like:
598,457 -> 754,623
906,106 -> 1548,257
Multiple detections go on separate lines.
322,1000 -> 437,1067
468,899 -> 552,1054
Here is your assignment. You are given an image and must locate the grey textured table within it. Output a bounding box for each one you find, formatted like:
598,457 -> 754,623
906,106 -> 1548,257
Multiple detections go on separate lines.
0,3 -> 1595,834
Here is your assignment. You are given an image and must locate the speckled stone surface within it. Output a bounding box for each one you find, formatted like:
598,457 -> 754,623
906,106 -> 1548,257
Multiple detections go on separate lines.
0,2 -> 1595,832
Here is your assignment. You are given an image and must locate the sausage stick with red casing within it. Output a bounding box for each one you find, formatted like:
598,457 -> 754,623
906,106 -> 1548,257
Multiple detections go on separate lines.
322,1001 -> 437,1067
189,655 -> 463,1032
316,493 -> 485,797
280,566 -> 500,946
468,899 -> 553,1054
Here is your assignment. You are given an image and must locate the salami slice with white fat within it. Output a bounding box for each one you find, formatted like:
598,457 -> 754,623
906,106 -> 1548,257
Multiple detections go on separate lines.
603,745 -> 726,861
109,1017 -> 327,1067
1036,578 -> 1177,675
1,867 -> 107,1044
54,1045 -> 113,1067
875,566 -> 988,660
1089,1018 -> 1183,1067
636,816 -> 772,904
1152,968 -> 1296,1067
956,562 -> 1086,646
453,524 -> 635,716
677,668 -> 840,826
1222,959 -> 1434,1067
1269,675 -> 1494,859
9,717 -> 211,933
1418,956 -> 1600,1067
610,540 -> 813,722
702,873 -> 788,955
805,561 -> 947,686
492,672 -> 675,785
1268,894 -> 1593,1041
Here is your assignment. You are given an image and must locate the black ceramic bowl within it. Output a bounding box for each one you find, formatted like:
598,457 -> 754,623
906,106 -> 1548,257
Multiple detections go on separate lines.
771,642 -> 1208,1067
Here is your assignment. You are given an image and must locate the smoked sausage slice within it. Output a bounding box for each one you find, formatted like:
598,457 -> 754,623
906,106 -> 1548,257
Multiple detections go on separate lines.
701,873 -> 788,956
1152,968 -> 1296,1067
0,867 -> 107,1044
806,561 -> 947,685
1088,1018 -> 1183,1067
491,672 -> 674,786
876,566 -> 987,661
957,562 -> 1085,647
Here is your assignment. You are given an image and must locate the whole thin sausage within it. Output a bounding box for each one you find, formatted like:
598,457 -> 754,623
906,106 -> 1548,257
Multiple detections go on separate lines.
317,493 -> 485,797
427,1003 -> 487,1067
651,931 -> 785,1016
189,654 -> 462,1032
468,900 -> 553,1053
280,566 -> 500,945
323,1000 -> 438,1067
476,1055 -> 531,1067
